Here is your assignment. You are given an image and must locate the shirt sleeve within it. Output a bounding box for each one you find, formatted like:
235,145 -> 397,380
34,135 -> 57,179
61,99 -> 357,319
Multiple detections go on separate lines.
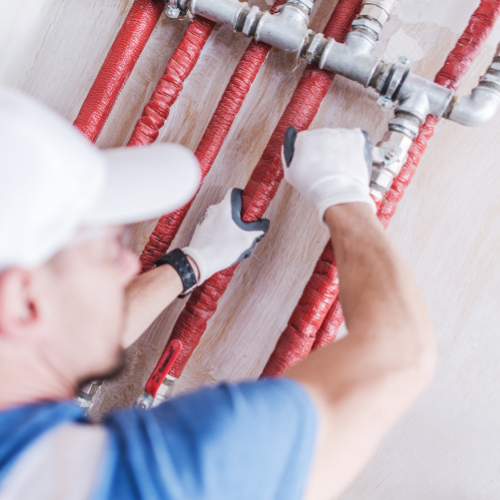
100,378 -> 317,500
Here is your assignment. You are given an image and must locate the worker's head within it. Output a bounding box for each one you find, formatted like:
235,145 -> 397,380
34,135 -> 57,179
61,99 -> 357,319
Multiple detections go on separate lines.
0,88 -> 200,396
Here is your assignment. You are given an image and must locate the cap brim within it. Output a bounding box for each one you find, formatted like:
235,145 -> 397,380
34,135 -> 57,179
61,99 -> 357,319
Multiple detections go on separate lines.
84,144 -> 201,226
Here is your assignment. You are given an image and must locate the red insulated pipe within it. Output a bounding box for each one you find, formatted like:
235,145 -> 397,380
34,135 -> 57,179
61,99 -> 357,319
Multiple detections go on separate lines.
309,0 -> 500,351
127,16 -> 215,147
139,1 -> 285,272
74,0 -> 165,143
164,0 -> 364,380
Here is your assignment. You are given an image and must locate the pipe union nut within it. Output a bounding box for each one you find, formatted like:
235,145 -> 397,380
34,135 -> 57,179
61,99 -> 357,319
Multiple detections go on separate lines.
352,17 -> 381,40
378,130 -> 413,152
389,116 -> 420,139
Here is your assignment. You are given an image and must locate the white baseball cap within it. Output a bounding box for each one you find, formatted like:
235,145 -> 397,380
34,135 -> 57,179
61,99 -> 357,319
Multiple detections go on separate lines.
0,87 -> 201,269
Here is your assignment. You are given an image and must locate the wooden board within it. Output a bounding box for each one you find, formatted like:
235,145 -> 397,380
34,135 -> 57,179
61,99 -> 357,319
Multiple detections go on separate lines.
2,0 -> 500,496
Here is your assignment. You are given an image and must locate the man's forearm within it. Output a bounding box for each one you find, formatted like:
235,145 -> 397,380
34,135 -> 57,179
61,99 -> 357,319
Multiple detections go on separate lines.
325,203 -> 434,357
287,203 -> 436,500
122,257 -> 199,348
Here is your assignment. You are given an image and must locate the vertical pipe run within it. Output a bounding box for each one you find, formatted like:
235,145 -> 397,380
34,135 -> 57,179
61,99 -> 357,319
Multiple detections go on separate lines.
127,16 -> 215,147
74,0 -> 165,143
139,2 -> 285,272
311,0 -> 500,351
163,0 -> 364,382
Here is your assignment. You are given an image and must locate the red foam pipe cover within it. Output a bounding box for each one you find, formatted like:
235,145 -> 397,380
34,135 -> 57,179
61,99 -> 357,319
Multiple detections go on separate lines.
127,16 -> 215,147
74,0 -> 165,143
166,0 -> 364,380
311,0 -> 500,351
141,2 -> 285,390
139,1 -> 285,272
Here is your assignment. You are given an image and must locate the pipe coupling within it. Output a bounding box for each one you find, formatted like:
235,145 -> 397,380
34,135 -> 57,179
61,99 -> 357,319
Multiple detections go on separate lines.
359,0 -> 399,26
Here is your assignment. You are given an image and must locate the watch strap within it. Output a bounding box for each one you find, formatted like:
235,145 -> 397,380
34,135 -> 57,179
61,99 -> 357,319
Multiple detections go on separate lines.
153,249 -> 198,297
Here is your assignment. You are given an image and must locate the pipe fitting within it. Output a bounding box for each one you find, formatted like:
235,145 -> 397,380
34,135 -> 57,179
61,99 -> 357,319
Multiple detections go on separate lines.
370,128 -> 413,201
190,0 -> 250,28
359,0 -> 399,27
286,0 -> 315,16
75,380 -> 104,408
397,72 -> 453,119
446,44 -> 500,127
446,86 -> 500,127
187,0 -> 500,130
135,375 -> 177,410
319,39 -> 380,87
345,29 -> 376,55
248,4 -> 313,58
346,0 -> 400,56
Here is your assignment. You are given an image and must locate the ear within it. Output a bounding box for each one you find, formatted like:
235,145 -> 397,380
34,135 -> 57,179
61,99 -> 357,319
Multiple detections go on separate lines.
0,269 -> 39,341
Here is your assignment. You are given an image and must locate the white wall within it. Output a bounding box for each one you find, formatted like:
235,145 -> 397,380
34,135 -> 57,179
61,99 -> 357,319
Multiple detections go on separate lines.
1,0 -> 499,497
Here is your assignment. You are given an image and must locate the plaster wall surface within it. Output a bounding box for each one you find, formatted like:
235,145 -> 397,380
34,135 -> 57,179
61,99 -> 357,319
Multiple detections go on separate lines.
1,0 -> 499,497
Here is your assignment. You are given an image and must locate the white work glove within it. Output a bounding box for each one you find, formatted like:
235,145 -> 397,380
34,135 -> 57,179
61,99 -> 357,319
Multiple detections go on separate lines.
281,127 -> 376,223
183,188 -> 270,285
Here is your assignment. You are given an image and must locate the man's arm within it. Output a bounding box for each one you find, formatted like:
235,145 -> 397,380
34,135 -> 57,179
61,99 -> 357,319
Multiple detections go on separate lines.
122,256 -> 199,348
286,203 -> 436,499
122,189 -> 269,348
281,128 -> 436,499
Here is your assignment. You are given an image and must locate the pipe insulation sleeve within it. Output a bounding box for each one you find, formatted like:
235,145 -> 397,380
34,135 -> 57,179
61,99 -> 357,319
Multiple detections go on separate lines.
311,0 -> 500,352
434,0 -> 500,91
73,0 -> 165,142
164,0 -> 364,380
139,1 -> 285,272
127,16 -> 215,147
259,242 -> 339,376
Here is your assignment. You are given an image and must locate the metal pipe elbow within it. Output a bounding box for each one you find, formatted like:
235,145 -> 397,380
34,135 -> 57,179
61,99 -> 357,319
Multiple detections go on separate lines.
446,86 -> 500,127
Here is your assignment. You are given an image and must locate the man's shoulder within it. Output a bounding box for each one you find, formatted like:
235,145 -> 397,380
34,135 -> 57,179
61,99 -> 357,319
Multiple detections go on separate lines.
0,379 -> 317,500
0,401 -> 107,500
0,421 -> 108,500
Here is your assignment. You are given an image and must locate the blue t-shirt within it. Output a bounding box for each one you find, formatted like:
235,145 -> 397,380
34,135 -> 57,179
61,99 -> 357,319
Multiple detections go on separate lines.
0,378 -> 317,500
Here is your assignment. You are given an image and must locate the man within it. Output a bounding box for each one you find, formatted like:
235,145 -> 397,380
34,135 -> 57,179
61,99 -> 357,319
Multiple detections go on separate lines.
0,87 -> 436,499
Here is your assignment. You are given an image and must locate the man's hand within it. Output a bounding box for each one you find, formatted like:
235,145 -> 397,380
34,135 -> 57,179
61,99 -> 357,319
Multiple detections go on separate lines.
122,188 -> 269,347
183,188 -> 270,285
282,127 -> 376,222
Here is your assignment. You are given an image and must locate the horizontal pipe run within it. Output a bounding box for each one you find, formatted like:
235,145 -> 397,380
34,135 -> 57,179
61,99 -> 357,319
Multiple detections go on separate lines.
184,0 -> 500,130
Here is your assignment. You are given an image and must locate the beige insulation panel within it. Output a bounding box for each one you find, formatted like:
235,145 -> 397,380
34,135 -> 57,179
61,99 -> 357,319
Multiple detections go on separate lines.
1,0 -> 500,496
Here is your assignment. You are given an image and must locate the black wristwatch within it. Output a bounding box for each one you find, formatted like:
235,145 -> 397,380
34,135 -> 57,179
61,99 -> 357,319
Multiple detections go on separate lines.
153,248 -> 198,298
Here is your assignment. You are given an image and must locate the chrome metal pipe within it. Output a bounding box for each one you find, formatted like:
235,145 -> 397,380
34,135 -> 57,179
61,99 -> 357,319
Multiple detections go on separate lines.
244,3 -> 313,58
369,118 -> 414,201
190,0 -> 250,27
182,0 -> 500,132
446,44 -> 500,127
359,0 -> 399,26
319,40 -> 380,87
346,0 -> 400,55
447,86 -> 500,127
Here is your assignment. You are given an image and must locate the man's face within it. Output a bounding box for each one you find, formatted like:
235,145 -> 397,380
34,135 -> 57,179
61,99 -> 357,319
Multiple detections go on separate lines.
38,226 -> 140,388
